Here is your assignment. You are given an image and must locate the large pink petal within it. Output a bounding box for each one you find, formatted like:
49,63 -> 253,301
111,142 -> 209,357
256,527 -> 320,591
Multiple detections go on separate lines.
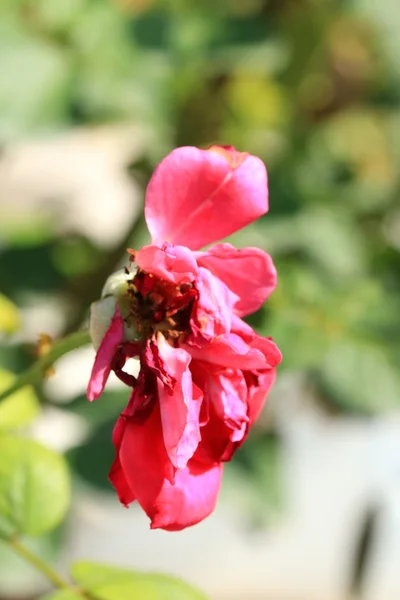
196,243 -> 277,316
185,333 -> 275,370
145,146 -> 268,250
117,404 -> 222,530
87,307 -> 124,401
109,418 -> 136,506
116,405 -> 172,510
135,243 -> 198,283
109,456 -> 135,506
156,336 -> 201,470
150,461 -> 223,531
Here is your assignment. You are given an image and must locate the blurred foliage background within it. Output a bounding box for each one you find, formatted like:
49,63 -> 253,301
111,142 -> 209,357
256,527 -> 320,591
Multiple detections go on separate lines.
0,0 -> 400,596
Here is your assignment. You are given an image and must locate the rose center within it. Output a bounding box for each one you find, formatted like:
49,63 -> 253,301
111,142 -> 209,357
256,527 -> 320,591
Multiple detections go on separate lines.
125,269 -> 197,341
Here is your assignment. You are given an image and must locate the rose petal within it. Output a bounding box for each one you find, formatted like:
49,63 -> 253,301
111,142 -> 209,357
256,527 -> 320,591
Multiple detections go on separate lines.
194,408 -> 237,464
185,332 -> 268,370
196,243 -> 277,316
87,307 -> 124,401
109,418 -> 136,506
190,267 -> 239,343
156,336 -> 201,470
116,402 -> 174,495
208,369 -> 248,441
116,403 -> 222,530
135,243 -> 198,283
150,460 -> 223,531
231,315 -> 283,367
145,146 -> 268,250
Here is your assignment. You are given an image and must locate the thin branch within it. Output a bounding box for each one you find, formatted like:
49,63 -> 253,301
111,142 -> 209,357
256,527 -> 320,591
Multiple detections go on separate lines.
8,536 -> 71,590
0,330 -> 91,404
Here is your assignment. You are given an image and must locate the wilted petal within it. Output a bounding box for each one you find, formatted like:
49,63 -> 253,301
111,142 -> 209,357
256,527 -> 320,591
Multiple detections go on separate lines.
186,332 -> 271,370
190,267 -> 239,343
196,243 -> 277,316
191,363 -> 248,464
156,335 -> 201,470
135,243 -> 198,283
87,307 -> 124,401
229,316 -> 279,422
145,146 -> 268,250
208,369 -> 248,442
231,314 -> 283,367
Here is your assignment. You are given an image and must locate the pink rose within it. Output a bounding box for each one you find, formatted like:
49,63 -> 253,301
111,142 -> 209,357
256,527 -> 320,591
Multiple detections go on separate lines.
87,145 -> 282,530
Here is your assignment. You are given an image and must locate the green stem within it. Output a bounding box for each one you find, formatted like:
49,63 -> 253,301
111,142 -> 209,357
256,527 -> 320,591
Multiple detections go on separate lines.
8,537 -> 71,590
0,330 -> 91,404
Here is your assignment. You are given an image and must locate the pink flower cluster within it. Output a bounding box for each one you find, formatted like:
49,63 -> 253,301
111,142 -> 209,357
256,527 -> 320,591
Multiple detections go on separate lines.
87,145 -> 281,531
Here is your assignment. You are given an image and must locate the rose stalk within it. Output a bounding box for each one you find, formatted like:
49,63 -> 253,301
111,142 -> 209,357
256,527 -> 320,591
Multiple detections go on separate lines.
87,145 -> 282,531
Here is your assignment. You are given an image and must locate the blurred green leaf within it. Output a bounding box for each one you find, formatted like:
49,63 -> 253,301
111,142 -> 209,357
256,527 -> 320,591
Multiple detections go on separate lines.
51,237 -> 100,278
0,436 -> 70,537
41,592 -> 82,600
0,370 -> 40,430
298,207 -> 367,278
0,243 -> 65,297
0,294 -> 21,334
320,340 -> 400,414
0,24 -> 71,139
0,216 -> 55,248
23,0 -> 86,33
355,0 -> 400,75
226,75 -> 289,128
70,561 -> 208,600
71,3 -> 169,125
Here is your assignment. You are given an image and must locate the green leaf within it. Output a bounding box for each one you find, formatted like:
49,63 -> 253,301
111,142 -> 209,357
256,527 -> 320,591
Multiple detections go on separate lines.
320,340 -> 400,413
0,24 -> 71,140
298,208 -> 366,279
0,370 -> 40,430
71,561 -> 208,600
0,437 -> 70,538
0,294 -> 21,334
40,592 -> 82,600
23,0 -> 86,33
